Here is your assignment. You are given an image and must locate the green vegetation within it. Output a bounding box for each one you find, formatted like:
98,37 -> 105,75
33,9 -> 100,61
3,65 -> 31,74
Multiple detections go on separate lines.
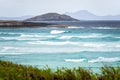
0,60 -> 120,80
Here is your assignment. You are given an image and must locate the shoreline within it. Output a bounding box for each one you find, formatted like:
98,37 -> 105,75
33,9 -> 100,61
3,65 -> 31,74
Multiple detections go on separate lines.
0,20 -> 52,27
0,20 -> 69,28
0,60 -> 120,80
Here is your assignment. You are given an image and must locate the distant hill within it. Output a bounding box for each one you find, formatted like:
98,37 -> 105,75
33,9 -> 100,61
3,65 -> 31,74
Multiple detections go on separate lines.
66,10 -> 120,20
25,13 -> 79,21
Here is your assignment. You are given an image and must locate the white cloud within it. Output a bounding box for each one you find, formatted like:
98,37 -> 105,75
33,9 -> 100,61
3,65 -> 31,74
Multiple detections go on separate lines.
0,0 -> 120,16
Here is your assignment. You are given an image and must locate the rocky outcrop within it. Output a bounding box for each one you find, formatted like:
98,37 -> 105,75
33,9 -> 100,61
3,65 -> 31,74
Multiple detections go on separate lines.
0,20 -> 51,27
25,13 -> 79,21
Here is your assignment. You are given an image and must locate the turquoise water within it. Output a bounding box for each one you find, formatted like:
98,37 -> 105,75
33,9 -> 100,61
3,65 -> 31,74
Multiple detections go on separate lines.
0,22 -> 120,72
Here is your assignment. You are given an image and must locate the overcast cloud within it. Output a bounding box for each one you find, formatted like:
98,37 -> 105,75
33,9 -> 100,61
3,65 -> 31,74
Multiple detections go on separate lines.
0,0 -> 120,17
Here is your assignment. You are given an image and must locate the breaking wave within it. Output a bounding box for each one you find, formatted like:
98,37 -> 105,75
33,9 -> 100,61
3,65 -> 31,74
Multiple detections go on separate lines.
50,30 -> 66,34
65,59 -> 86,62
3,47 -> 18,50
28,41 -> 106,48
116,45 -> 120,48
83,43 -> 105,48
59,33 -> 105,39
59,36 -> 73,39
88,57 -> 120,63
91,27 -> 118,29
67,26 -> 84,29
20,34 -> 55,38
28,41 -> 78,45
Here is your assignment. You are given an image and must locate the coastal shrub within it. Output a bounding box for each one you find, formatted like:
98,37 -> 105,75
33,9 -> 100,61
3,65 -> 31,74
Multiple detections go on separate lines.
99,66 -> 120,80
0,60 -> 120,80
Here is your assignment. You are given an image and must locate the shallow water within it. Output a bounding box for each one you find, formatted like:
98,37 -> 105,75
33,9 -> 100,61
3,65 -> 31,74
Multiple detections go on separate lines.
0,21 -> 120,72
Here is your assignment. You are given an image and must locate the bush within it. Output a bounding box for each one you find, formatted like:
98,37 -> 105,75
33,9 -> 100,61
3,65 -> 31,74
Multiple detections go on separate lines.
0,60 -> 120,80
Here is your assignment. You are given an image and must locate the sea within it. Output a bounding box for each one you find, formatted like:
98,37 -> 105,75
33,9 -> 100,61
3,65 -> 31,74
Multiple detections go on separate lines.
0,21 -> 120,72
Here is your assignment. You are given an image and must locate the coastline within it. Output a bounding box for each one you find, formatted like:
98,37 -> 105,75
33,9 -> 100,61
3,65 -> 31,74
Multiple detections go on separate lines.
0,60 -> 120,80
0,20 -> 120,80
0,20 -> 69,28
0,20 -> 52,27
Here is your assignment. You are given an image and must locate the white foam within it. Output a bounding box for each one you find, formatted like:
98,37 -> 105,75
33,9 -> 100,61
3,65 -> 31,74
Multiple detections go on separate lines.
59,35 -> 100,39
20,34 -> 44,37
20,34 -> 52,38
65,59 -> 86,62
1,47 -> 18,52
3,47 -> 18,50
67,26 -> 84,29
28,41 -> 78,45
91,27 -> 118,29
0,37 -> 40,41
78,35 -> 99,38
27,41 -> 120,52
88,57 -> 120,63
0,32 -> 21,35
20,34 -> 56,40
50,30 -> 66,34
114,36 -> 120,38
0,52 -> 29,55
83,43 -> 105,48
1,34 -> 57,41
17,38 -> 40,40
59,33 -> 106,40
82,33 -> 105,38
28,41 -> 106,48
116,45 -> 120,48
59,36 -> 73,39
78,33 -> 106,38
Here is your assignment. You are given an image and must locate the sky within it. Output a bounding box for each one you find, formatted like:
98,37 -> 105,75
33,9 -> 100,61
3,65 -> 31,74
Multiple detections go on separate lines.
0,0 -> 120,17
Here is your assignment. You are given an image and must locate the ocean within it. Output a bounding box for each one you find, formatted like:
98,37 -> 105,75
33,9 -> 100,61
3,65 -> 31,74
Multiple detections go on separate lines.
0,21 -> 120,72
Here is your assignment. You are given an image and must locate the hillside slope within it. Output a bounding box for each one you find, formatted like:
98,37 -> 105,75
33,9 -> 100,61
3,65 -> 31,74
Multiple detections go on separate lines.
25,13 -> 79,21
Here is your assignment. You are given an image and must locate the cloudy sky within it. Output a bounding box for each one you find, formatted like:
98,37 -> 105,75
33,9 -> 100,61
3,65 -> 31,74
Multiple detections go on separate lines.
0,0 -> 120,17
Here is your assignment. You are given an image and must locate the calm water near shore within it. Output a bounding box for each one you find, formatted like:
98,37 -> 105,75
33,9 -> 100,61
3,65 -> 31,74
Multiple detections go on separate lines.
0,21 -> 120,72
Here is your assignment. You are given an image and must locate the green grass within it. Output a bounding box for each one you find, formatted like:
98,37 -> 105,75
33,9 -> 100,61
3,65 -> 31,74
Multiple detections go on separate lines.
0,60 -> 120,80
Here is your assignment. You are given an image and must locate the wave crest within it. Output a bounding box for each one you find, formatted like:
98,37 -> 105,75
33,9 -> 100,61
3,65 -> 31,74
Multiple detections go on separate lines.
67,26 -> 84,29
65,59 -> 86,62
88,57 -> 120,63
50,30 -> 66,34
91,27 -> 118,29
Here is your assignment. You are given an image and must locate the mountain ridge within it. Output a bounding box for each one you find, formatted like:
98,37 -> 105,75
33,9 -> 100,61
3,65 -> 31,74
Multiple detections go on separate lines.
66,10 -> 120,20
25,13 -> 79,21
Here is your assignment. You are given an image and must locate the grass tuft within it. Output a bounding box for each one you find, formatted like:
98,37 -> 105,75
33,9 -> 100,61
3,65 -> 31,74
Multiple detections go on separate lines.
0,60 -> 120,80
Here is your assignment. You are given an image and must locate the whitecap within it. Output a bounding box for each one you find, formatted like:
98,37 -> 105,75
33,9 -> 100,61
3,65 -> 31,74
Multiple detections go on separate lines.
88,57 -> 120,63
0,52 -> 29,55
83,43 -> 105,48
59,36 -> 73,39
0,32 -> 21,35
91,27 -> 118,29
28,41 -> 78,45
116,45 -> 120,48
65,59 -> 86,62
28,41 -> 106,48
78,33 -> 106,38
114,36 -> 120,39
50,30 -> 66,34
59,33 -> 106,40
3,47 -> 18,50
20,34 -> 56,39
0,37 -> 40,41
67,26 -> 84,29
1,46 -> 18,52
59,35 -> 100,39
20,34 -> 42,37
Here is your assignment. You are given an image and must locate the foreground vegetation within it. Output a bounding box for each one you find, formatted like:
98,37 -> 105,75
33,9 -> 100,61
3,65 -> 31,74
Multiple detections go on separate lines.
0,60 -> 120,80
